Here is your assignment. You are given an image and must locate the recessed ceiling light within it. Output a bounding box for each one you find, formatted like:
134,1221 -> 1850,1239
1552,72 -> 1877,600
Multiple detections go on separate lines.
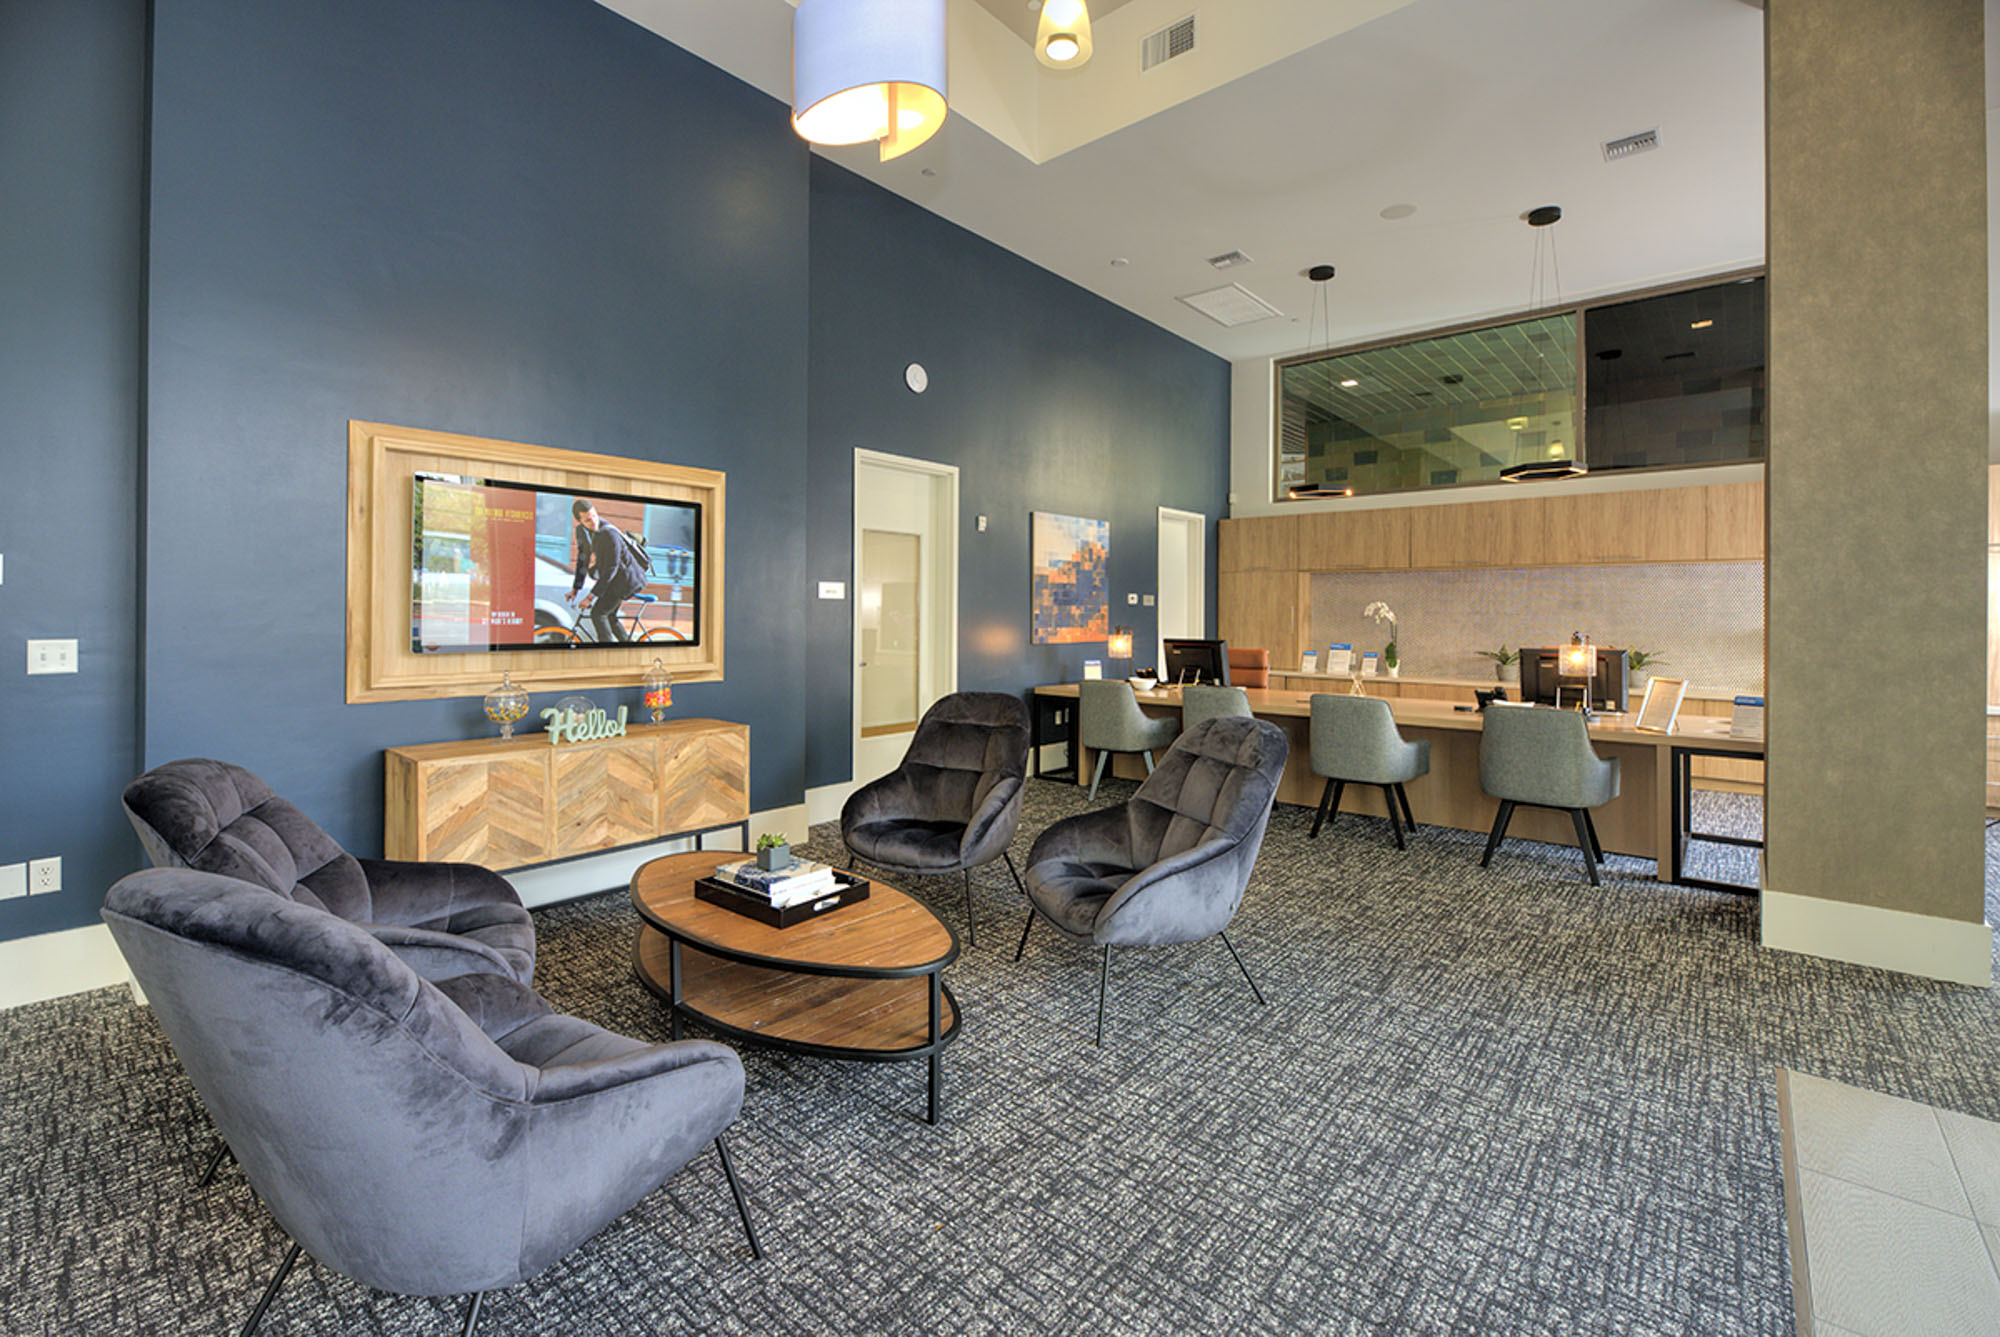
1379,203 -> 1417,220
1109,257 -> 1129,267
1690,319 -> 1714,329
1339,378 -> 1359,388
1507,417 -> 1529,431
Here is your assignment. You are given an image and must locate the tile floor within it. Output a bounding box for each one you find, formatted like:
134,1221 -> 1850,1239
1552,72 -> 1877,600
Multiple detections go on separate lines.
1780,1069 -> 2000,1335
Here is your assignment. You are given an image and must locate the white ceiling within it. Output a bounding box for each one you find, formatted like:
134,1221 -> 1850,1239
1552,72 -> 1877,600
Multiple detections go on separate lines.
598,0 -> 1766,363
968,0 -> 1142,45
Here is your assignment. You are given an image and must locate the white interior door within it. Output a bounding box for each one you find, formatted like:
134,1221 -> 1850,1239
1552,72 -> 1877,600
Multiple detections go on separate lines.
853,451 -> 959,789
1157,507 -> 1206,668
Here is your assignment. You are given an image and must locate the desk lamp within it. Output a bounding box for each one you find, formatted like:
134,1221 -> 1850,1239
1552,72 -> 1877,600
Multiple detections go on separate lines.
1556,631 -> 1596,716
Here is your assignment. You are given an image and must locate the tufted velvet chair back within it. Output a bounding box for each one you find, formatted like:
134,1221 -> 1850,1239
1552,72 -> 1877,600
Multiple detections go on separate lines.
895,692 -> 1030,829
1126,715 -> 1288,873
123,759 -> 374,921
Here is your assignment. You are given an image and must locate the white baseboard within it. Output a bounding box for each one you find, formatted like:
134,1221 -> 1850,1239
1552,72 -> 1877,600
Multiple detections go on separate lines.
505,801 -> 810,910
0,923 -> 136,1010
1762,889 -> 1993,987
806,780 -> 857,828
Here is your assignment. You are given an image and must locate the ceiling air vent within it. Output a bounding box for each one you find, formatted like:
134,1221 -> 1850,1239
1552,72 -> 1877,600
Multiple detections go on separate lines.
1141,14 -> 1196,72
1176,282 -> 1281,328
1602,128 -> 1660,162
1207,250 -> 1252,270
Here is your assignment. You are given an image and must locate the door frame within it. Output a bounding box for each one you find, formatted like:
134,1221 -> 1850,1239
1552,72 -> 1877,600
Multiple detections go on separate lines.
852,449 -> 959,782
1157,506 -> 1207,664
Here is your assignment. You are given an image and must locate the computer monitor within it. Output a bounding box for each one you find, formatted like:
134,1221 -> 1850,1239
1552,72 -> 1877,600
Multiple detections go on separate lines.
1162,638 -> 1231,686
1518,646 -> 1631,711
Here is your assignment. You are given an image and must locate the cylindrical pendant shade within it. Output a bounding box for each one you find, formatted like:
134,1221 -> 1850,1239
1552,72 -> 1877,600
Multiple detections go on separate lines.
1036,0 -> 1094,69
794,0 -> 948,161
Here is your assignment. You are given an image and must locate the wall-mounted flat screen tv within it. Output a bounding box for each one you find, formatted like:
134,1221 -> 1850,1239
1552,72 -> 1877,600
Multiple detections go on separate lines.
411,473 -> 701,653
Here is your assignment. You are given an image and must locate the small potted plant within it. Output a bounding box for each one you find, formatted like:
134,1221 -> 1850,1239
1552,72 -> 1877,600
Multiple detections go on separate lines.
1627,649 -> 1664,692
756,831 -> 794,871
1475,646 -> 1519,684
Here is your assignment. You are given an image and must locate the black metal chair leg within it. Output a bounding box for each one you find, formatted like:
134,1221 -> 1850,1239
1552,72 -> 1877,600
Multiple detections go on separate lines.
1095,947 -> 1112,1046
1001,849 -> 1027,897
1014,908 -> 1035,962
961,870 -> 977,947
1380,785 -> 1406,849
197,1139 -> 231,1188
239,1242 -> 301,1337
1582,808 -> 1604,862
1308,777 -> 1333,838
460,1292 -> 485,1337
1480,801 -> 1516,867
714,1136 -> 764,1260
1396,783 -> 1417,833
1569,808 -> 1601,886
1219,931 -> 1266,1006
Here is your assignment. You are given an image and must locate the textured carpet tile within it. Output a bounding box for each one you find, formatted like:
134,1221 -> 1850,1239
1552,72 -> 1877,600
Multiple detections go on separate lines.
2,778 -> 1995,1336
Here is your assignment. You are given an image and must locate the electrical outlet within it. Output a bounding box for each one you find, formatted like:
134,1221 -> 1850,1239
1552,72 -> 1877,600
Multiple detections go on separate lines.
28,857 -> 59,895
0,864 -> 24,901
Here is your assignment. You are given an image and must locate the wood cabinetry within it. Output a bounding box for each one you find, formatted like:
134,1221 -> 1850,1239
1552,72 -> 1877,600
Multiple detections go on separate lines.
1296,509 -> 1411,571
1218,516 -> 1298,571
384,719 -> 748,869
1705,481 -> 1765,560
1541,488 -> 1709,564
1407,497 -> 1545,569
1217,569 -> 1308,668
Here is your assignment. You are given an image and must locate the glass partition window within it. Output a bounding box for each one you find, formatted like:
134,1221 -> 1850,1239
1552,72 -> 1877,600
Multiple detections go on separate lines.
1279,314 -> 1577,496
1273,273 -> 1765,499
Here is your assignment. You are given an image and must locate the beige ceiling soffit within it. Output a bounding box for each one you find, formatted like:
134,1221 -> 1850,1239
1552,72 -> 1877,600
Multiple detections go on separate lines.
946,0 -> 1041,161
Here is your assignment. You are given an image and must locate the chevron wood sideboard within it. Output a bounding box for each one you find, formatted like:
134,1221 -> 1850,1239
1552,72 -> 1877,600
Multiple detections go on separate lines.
384,719 -> 749,869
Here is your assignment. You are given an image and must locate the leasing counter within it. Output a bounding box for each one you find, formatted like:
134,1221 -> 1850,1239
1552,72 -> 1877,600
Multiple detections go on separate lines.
1033,683 -> 1763,885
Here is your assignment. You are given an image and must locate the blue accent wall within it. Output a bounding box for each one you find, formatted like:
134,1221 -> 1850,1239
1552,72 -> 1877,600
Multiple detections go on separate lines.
141,0 -> 810,856
805,158 -> 1228,788
0,0 -> 147,937
0,0 -> 1228,945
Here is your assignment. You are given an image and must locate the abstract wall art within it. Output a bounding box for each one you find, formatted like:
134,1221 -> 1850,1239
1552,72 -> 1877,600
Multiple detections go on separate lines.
1031,511 -> 1109,644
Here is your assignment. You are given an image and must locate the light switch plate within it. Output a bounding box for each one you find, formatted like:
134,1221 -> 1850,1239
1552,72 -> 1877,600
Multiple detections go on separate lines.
1142,594 -> 1156,606
977,516 -> 988,532
1126,593 -> 1139,605
27,639 -> 78,675
0,864 -> 24,901
817,581 -> 846,600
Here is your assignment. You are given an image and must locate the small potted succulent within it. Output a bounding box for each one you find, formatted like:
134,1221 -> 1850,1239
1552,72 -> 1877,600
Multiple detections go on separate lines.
756,831 -> 794,871
1475,646 -> 1519,684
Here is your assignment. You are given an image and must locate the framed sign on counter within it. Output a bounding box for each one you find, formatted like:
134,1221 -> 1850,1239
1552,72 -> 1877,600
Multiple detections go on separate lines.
1635,676 -> 1689,734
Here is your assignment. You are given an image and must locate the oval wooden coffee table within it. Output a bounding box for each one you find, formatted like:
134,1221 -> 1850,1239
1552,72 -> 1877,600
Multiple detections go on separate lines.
630,850 -> 961,1124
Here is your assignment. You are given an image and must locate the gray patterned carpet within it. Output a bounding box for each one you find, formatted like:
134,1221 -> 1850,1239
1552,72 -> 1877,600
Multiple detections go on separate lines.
5,779 -> 1999,1336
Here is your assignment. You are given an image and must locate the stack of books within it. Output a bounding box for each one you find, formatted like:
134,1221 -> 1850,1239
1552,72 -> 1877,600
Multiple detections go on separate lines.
712,858 -> 839,909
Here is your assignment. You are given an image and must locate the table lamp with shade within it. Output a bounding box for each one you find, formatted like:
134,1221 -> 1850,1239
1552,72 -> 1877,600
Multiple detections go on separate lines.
1556,631 -> 1596,715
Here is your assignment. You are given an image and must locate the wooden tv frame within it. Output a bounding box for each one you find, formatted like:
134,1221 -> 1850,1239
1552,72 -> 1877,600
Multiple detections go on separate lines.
346,420 -> 725,704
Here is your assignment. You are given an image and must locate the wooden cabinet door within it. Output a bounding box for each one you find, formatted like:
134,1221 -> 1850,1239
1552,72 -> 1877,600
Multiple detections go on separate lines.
1218,569 -> 1307,667
417,755 -> 550,867
1542,489 -> 1706,563
1704,480 -> 1765,560
1409,497 -> 1545,569
1297,508 -> 1412,570
1218,516 -> 1299,571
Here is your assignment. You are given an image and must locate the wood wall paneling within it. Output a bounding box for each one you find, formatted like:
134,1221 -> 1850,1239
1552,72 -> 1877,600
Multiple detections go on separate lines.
1217,569 -> 1307,667
1407,497 -> 1545,569
1218,516 -> 1298,571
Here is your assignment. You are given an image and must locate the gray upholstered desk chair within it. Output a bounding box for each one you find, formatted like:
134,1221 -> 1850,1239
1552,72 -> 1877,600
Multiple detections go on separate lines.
1478,705 -> 1622,885
1019,715 -> 1289,1044
1180,682 -> 1252,735
1308,694 -> 1430,848
101,868 -> 759,1337
1078,679 -> 1180,802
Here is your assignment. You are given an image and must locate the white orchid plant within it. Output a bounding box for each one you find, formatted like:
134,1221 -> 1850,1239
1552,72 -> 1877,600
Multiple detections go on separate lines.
1364,601 -> 1400,668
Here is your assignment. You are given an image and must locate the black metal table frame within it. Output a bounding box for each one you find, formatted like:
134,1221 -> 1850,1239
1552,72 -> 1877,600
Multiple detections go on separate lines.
1669,743 -> 1765,896
631,912 -> 961,1124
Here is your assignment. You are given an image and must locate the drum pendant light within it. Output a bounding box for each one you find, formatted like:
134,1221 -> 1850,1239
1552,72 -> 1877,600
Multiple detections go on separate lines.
793,0 -> 949,162
1036,0 -> 1094,69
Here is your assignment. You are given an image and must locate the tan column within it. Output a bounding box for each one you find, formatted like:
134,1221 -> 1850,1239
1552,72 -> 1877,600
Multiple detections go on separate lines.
1763,0 -> 1991,982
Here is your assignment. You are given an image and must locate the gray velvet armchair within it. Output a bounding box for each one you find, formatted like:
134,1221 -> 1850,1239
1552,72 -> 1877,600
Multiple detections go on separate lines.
102,867 -> 759,1336
124,758 -> 534,985
1478,705 -> 1622,885
840,691 -> 1031,946
1018,715 -> 1289,1043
